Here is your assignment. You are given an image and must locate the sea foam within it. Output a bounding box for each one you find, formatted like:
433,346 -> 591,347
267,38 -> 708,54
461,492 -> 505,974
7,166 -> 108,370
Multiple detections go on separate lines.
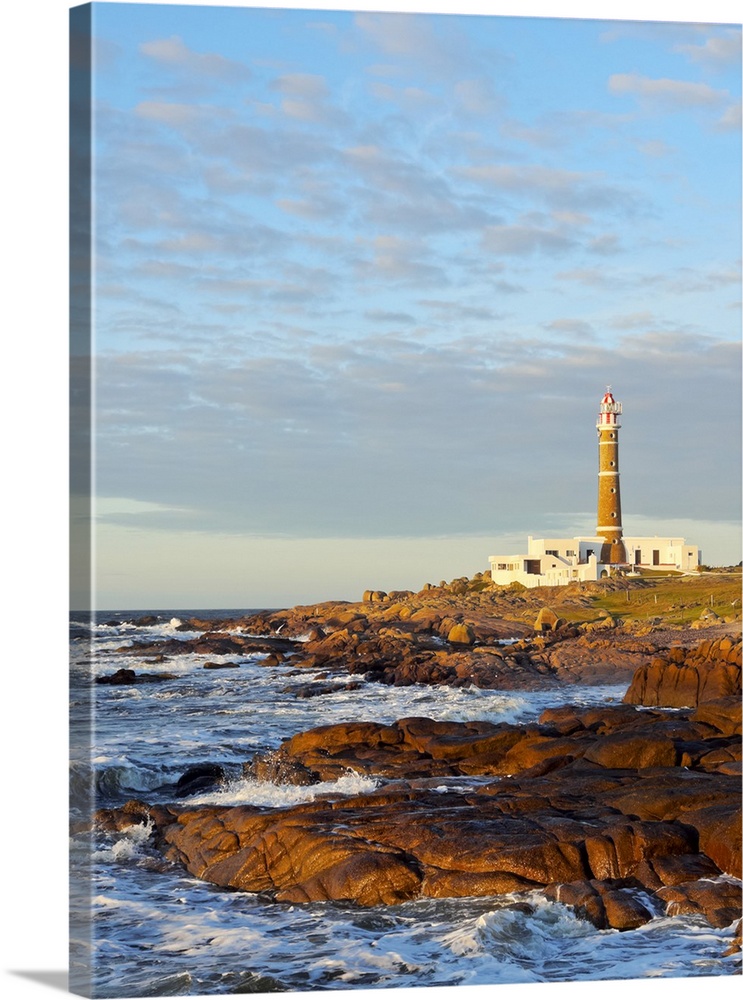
183,771 -> 379,808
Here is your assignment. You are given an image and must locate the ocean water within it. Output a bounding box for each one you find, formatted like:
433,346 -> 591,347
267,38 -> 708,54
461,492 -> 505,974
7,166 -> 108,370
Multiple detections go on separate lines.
70,611 -> 741,997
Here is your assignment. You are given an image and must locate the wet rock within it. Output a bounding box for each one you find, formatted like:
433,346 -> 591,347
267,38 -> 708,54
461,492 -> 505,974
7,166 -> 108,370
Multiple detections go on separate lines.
96,668 -> 178,684
246,754 -> 321,787
280,681 -> 362,699
175,764 -> 227,797
117,633 -> 300,659
274,849 -> 420,906
726,919 -> 742,956
203,660 -> 241,669
656,879 -> 742,928
545,879 -> 654,930
97,696 -> 742,934
99,752 -> 739,927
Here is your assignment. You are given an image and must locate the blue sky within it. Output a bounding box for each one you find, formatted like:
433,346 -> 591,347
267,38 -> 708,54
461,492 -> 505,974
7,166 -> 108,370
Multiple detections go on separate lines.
75,1 -> 741,608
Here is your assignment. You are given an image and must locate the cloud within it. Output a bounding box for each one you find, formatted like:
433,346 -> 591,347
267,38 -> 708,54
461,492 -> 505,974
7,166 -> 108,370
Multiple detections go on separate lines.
676,30 -> 742,70
714,101 -> 742,132
482,223 -> 576,256
354,12 -> 474,78
95,497 -> 192,518
635,138 -> 674,158
555,267 -> 641,290
607,311 -> 657,330
135,101 -> 214,126
458,163 -> 637,213
140,35 -> 252,83
546,319 -> 596,339
369,81 -> 439,111
608,73 -> 730,110
92,332 -> 741,545
342,144 -> 496,235
276,173 -> 347,221
453,79 -> 501,117
271,72 -> 349,126
588,234 -> 621,256
365,309 -> 417,325
355,234 -> 449,286
418,300 -> 499,322
665,262 -> 742,293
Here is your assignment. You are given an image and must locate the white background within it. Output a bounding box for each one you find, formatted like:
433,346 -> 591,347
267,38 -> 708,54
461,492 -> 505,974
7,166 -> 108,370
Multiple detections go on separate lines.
1,2 -> 740,999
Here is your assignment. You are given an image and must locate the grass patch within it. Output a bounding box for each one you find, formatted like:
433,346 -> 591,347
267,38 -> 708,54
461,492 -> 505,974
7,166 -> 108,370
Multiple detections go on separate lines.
588,573 -> 742,626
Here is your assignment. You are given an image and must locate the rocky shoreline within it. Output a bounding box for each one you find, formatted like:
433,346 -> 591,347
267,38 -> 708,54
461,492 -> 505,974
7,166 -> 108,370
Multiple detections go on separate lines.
94,576 -> 742,951
110,582 -> 742,700
98,693 -> 741,935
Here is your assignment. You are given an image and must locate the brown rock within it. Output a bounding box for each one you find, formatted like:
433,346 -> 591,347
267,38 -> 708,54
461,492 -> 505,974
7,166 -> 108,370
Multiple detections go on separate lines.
447,623 -> 476,645
545,879 -> 653,931
535,608 -> 560,632
583,821 -> 696,880
422,869 -> 539,898
94,703 -> 742,931
602,887 -> 655,930
679,801 -> 742,878
624,642 -> 742,708
275,850 -> 421,906
636,853 -> 721,887
582,732 -> 677,769
690,697 -> 742,736
656,879 -> 742,928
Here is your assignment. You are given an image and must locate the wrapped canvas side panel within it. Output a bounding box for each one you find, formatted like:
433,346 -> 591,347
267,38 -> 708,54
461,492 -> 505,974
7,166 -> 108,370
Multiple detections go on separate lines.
69,4 -> 94,996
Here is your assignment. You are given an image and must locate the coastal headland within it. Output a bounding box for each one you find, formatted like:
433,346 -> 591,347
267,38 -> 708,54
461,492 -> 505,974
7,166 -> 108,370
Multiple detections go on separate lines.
96,570 -> 742,949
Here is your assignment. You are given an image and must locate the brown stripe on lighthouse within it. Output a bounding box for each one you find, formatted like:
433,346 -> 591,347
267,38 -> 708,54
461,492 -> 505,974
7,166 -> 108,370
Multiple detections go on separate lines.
596,387 -> 627,565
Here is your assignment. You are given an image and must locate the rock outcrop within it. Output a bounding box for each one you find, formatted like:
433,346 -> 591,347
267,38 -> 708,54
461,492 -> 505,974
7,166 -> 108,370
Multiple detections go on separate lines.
96,698 -> 742,935
95,668 -> 178,684
623,637 -> 742,707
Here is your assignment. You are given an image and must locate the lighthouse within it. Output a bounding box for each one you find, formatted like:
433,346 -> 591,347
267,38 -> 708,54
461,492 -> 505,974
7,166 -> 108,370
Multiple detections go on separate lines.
596,387 -> 627,566
488,386 -> 701,586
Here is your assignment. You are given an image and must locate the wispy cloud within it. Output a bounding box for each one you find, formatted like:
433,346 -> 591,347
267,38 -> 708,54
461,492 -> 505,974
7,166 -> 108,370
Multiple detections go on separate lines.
139,35 -> 252,83
608,72 -> 732,110
676,30 -> 742,70
93,332 -> 741,539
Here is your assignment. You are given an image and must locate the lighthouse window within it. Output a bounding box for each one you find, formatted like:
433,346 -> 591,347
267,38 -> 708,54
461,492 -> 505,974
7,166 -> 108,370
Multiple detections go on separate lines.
611,512 -> 617,517
610,487 -> 616,493
609,461 -> 615,467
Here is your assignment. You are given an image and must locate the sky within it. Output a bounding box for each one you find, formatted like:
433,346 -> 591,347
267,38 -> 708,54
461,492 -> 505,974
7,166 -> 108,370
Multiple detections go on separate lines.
72,0 -> 741,609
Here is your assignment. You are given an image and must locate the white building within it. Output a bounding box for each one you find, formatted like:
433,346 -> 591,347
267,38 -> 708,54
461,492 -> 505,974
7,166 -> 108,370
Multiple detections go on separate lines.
489,535 -> 700,589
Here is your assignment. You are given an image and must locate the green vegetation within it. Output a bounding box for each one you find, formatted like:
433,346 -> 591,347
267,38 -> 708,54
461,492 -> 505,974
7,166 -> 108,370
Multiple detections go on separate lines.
576,571 -> 742,628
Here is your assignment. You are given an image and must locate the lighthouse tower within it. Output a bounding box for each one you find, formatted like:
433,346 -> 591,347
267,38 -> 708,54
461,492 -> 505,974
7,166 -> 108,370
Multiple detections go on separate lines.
596,388 -> 627,566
